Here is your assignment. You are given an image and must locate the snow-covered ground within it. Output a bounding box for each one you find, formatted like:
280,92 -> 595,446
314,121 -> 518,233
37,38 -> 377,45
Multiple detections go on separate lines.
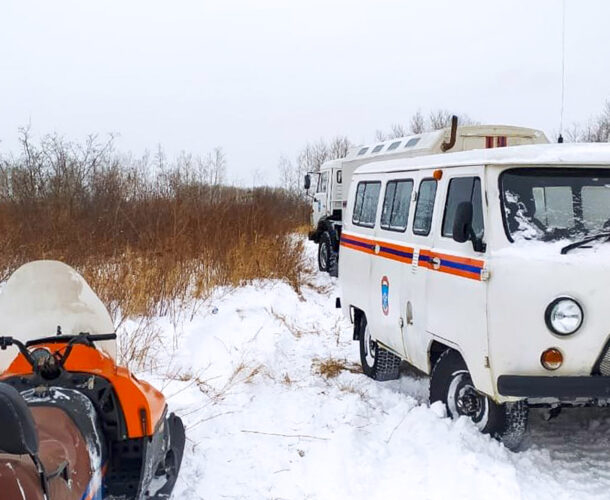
126,242 -> 610,500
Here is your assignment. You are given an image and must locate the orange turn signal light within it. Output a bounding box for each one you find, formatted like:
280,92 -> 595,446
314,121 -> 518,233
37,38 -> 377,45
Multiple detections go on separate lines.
433,169 -> 443,180
541,348 -> 563,371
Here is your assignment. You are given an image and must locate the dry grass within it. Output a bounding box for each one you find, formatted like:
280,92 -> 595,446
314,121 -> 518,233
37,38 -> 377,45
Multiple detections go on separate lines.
312,357 -> 361,379
0,132 -> 310,365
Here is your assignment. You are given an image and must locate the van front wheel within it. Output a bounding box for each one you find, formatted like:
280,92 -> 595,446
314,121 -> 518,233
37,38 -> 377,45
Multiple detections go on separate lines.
358,315 -> 400,381
430,349 -> 528,450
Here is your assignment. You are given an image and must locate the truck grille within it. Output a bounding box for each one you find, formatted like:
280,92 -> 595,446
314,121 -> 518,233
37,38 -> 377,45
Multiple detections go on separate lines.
598,341 -> 610,376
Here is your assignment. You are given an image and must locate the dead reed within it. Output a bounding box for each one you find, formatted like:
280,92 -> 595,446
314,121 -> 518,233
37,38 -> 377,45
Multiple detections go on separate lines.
0,131 -> 309,330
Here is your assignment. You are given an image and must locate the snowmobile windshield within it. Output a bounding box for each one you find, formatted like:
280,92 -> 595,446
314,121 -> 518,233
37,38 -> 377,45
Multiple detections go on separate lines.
500,167 -> 610,243
0,261 -> 116,371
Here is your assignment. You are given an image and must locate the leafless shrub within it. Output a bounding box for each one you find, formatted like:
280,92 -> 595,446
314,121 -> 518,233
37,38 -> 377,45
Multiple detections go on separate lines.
0,130 -> 310,368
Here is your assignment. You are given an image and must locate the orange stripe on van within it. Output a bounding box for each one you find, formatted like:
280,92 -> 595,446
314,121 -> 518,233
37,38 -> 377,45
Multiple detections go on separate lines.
340,233 -> 485,281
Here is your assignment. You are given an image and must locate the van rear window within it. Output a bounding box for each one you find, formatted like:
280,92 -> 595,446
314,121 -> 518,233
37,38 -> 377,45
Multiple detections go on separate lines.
413,179 -> 437,236
353,182 -> 381,228
381,180 -> 414,232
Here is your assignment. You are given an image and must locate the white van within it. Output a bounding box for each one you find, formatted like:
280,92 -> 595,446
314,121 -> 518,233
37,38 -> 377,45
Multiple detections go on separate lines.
339,142 -> 610,449
306,120 -> 547,276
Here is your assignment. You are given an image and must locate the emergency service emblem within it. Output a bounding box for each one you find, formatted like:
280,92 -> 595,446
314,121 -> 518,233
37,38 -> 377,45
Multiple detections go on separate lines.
381,276 -> 389,316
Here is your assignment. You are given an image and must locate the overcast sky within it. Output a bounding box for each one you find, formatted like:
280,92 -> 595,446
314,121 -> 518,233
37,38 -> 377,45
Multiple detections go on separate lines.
1,0 -> 609,184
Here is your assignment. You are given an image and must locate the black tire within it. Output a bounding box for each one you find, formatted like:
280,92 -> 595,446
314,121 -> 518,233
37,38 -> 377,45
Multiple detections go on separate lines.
358,314 -> 401,381
430,349 -> 528,450
318,233 -> 330,272
318,231 -> 338,276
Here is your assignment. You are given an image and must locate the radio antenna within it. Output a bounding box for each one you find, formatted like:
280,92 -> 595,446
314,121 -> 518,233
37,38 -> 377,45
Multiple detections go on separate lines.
558,0 -> 566,143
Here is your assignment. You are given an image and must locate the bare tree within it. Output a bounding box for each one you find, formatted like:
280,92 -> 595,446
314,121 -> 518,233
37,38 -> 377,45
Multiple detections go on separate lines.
374,130 -> 387,142
278,135 -> 351,195
278,155 -> 296,193
376,109 -> 478,140
208,147 -> 226,185
409,111 -> 426,134
328,136 -> 351,159
297,136 -> 351,174
428,109 -> 454,130
568,101 -> 610,143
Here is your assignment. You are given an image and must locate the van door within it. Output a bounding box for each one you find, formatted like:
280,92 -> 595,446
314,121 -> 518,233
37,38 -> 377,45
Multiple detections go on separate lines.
340,179 -> 383,313
369,176 -> 415,357
398,173 -> 438,371
425,167 -> 492,394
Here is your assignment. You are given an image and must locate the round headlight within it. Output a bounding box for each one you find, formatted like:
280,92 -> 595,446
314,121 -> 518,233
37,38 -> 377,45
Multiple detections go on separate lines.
545,298 -> 583,335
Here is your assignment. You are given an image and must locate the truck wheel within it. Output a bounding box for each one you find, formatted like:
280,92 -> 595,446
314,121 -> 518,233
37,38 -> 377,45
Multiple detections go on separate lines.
358,315 -> 400,381
323,232 -> 338,277
430,349 -> 528,450
318,233 -> 330,272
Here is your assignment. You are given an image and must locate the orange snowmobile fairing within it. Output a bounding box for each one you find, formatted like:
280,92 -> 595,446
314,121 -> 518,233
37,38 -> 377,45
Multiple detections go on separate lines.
0,261 -> 186,499
2,343 -> 166,439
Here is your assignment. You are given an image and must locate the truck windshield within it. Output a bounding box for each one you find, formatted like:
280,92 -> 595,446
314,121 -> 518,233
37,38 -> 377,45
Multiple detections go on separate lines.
501,167 -> 610,242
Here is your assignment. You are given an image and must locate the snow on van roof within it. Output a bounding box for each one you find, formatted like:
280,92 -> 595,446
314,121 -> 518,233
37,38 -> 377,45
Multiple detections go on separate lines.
354,143 -> 610,175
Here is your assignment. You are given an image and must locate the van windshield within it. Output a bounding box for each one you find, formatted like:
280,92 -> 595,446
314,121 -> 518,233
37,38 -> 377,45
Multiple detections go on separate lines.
501,167 -> 610,242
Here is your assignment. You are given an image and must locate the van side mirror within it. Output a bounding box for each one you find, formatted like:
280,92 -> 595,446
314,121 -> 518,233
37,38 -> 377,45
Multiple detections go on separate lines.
304,174 -> 311,190
452,201 -> 486,252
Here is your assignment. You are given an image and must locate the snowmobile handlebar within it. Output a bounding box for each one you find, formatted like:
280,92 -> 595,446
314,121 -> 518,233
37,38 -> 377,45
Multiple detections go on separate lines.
25,332 -> 117,348
0,336 -> 36,367
30,333 -> 118,369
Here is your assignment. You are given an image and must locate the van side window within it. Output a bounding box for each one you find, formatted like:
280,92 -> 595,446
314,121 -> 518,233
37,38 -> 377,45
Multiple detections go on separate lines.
381,180 -> 414,232
353,182 -> 381,227
442,177 -> 484,239
412,179 -> 437,236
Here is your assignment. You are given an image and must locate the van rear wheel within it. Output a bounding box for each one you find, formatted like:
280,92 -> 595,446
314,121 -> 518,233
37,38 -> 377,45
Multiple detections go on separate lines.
358,315 -> 400,381
430,349 -> 528,451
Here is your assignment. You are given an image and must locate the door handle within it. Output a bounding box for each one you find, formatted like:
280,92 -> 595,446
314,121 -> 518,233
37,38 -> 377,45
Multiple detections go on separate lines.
431,256 -> 441,270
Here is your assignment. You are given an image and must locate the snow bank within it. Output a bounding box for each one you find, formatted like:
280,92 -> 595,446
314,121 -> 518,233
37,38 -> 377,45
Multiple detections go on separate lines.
123,242 -> 610,500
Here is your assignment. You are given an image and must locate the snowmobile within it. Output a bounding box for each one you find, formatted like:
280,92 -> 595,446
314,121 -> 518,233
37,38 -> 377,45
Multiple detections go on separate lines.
0,261 -> 185,499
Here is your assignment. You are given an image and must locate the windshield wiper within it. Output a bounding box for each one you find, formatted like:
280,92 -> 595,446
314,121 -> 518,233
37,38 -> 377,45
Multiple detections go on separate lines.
560,231 -> 610,255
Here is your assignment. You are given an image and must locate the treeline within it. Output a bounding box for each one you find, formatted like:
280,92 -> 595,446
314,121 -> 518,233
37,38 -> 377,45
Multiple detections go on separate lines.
279,102 -> 610,193
0,130 -> 309,321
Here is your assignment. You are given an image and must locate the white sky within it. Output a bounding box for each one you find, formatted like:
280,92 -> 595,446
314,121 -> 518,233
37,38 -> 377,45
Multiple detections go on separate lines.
1,0 -> 609,185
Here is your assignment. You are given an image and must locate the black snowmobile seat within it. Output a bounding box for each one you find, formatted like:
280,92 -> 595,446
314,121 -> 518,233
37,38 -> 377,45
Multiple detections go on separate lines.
0,382 -> 38,456
0,385 -> 94,500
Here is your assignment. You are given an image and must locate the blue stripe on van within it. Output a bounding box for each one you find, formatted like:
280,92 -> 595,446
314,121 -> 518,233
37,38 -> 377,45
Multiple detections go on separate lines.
379,245 -> 413,260
439,258 -> 482,274
342,236 -> 375,251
